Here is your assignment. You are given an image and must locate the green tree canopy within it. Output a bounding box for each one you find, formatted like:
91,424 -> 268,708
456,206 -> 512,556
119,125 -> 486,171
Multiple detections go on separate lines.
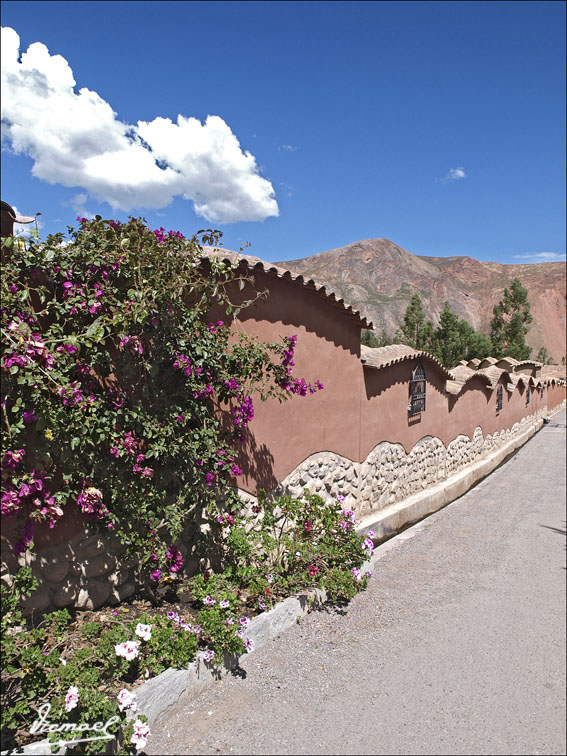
397,296 -> 492,367
490,277 -> 533,360
399,293 -> 437,351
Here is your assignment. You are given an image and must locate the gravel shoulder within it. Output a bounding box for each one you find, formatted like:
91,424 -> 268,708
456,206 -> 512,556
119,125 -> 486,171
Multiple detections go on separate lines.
147,411 -> 566,756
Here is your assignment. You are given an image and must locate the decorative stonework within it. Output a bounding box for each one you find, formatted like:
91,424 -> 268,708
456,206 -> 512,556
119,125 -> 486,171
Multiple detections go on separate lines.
1,528 -> 135,617
261,409 -> 551,520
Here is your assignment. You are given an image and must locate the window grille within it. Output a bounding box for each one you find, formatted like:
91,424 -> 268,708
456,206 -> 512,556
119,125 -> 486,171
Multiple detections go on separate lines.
496,384 -> 503,411
409,363 -> 426,415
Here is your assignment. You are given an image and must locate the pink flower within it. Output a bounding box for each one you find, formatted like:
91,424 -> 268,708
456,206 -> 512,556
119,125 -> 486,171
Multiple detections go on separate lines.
2,449 -> 25,470
244,637 -> 255,653
203,649 -> 215,663
131,719 -> 151,751
239,616 -> 250,628
135,623 -> 152,641
117,688 -> 138,712
115,641 -> 140,661
203,595 -> 216,606
220,599 -> 230,609
65,685 -> 79,712
307,564 -> 319,577
76,485 -> 109,520
150,569 -> 161,582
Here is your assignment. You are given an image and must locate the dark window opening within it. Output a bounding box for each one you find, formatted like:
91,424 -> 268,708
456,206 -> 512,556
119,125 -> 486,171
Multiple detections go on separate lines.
496,384 -> 503,411
526,387 -> 531,404
409,363 -> 426,415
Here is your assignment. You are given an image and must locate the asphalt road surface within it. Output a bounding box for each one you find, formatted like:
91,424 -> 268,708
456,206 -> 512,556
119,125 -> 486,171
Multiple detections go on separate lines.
147,410 -> 566,755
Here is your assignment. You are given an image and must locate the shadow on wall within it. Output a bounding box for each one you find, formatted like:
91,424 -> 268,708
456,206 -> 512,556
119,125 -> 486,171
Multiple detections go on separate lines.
228,271 -> 363,356
237,428 -> 278,494
363,357 -> 448,401
447,378 -> 492,413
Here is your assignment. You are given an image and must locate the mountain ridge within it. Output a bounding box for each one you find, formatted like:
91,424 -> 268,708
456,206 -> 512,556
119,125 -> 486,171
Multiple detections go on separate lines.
275,238 -> 566,363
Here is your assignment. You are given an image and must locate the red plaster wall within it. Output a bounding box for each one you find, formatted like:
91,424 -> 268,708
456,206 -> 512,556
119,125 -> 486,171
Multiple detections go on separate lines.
220,271 -> 565,493
222,270 -> 366,492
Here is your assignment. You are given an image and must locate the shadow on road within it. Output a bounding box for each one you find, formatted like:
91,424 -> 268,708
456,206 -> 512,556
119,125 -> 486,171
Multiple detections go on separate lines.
539,522 -> 567,570
539,522 -> 566,537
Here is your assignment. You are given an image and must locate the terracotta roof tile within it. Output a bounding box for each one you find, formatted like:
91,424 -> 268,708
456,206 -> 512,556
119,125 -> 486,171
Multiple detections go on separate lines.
360,344 -> 455,380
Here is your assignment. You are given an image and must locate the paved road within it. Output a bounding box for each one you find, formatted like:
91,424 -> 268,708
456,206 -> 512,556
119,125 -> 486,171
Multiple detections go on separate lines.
147,411 -> 566,755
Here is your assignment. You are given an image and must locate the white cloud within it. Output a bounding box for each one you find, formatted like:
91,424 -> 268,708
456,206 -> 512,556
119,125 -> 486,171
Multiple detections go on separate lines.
513,251 -> 566,261
67,192 -> 94,219
441,166 -> 467,183
278,144 -> 297,152
1,27 -> 279,224
280,181 -> 295,197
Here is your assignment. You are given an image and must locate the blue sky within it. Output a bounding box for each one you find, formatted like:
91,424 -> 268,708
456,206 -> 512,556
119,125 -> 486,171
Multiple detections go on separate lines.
1,1 -> 565,264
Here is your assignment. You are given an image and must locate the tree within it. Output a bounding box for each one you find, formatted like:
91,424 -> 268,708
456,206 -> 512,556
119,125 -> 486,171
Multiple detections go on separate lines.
361,329 -> 379,348
436,301 -> 463,367
361,328 -> 394,348
490,278 -> 533,360
400,293 -> 436,351
536,346 -> 553,365
397,298 -> 492,367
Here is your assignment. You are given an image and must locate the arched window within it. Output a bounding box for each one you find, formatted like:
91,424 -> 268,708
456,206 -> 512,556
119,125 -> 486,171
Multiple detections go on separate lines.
409,363 -> 426,415
496,384 -> 503,411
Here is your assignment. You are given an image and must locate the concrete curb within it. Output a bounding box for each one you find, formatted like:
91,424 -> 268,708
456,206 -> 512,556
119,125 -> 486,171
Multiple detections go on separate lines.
7,404 -> 564,754
356,415 -> 547,542
132,557 -> 369,729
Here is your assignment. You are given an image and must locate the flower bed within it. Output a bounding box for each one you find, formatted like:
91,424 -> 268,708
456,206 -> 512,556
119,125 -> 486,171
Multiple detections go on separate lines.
2,491 -> 374,753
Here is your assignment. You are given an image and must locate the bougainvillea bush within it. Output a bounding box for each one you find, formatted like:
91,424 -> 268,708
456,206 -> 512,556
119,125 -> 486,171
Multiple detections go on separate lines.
1,216 -> 322,576
1,218 -> 373,753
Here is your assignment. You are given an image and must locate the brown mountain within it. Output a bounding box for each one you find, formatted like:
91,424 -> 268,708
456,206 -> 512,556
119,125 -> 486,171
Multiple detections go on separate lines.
276,239 -> 567,363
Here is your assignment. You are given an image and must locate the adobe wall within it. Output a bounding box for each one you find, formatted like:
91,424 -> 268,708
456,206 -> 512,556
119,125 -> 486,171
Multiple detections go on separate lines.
2,262 -> 565,616
220,269 -> 367,493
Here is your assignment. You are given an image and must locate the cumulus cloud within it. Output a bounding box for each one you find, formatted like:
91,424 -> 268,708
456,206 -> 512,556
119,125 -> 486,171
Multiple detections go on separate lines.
441,166 -> 467,183
68,192 -> 94,219
1,27 -> 279,223
513,251 -> 566,261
